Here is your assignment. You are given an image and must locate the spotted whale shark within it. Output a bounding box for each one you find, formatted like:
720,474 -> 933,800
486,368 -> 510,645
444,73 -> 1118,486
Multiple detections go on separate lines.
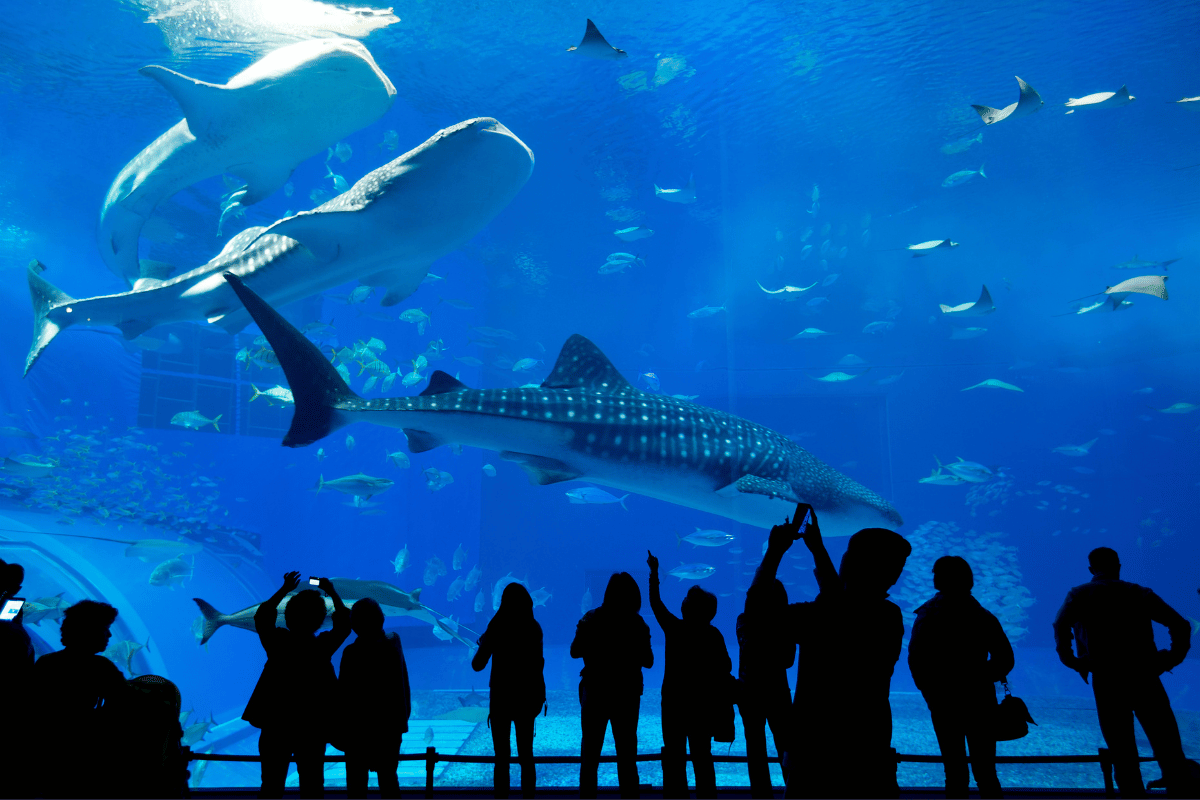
25,117 -> 534,376
224,274 -> 903,537
99,39 -> 397,286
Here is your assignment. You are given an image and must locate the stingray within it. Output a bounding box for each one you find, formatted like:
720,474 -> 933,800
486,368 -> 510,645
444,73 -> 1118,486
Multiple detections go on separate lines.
1105,275 -> 1168,302
939,285 -> 995,317
566,19 -> 627,59
25,118 -> 534,376
812,370 -> 868,382
1065,85 -> 1135,113
38,531 -> 202,561
655,174 -> 697,204
98,39 -> 396,287
907,239 -> 958,257
757,279 -> 817,298
962,379 -> 1023,392
1173,96 -> 1200,112
971,76 -> 1044,126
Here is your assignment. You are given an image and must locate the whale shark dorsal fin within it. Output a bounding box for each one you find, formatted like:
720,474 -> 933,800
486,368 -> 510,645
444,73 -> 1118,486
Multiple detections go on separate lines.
139,65 -> 227,135
420,371 -> 470,396
542,334 -> 633,391
138,258 -> 175,281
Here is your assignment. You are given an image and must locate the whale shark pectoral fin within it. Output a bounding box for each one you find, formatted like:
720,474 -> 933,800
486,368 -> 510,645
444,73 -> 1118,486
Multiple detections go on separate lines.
716,475 -> 800,503
500,452 -> 581,485
365,267 -> 427,307
117,319 -> 155,340
227,161 -> 295,206
251,212 -> 350,262
139,65 -> 227,136
403,429 -> 444,453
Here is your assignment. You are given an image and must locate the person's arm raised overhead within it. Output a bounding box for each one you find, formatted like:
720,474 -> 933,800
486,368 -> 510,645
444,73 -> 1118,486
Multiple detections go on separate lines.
318,577 -> 353,650
798,504 -> 838,593
257,571 -> 301,651
647,550 -> 676,631
753,504 -> 805,590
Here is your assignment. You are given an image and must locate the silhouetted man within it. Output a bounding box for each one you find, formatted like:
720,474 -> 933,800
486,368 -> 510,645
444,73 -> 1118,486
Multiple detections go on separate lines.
0,559 -> 34,799
754,503 -> 911,799
909,556 -> 1014,799
244,572 -> 351,799
1053,547 -> 1190,797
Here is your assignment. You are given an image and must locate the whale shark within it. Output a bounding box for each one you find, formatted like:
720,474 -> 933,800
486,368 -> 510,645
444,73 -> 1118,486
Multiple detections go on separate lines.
222,273 -> 902,537
26,117 -> 534,376
971,76 -> 1044,126
99,39 -> 397,286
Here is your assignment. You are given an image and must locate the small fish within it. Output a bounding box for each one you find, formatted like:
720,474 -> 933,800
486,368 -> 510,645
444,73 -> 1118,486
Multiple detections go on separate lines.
378,130 -> 399,151
790,328 -> 832,340
170,411 -> 221,432
456,356 -> 483,367
149,556 -> 193,589
942,165 -> 986,187
447,576 -> 465,602
940,131 -> 983,155
862,321 -> 894,334
801,244 -> 813,260
399,308 -> 432,335
474,590 -> 485,613
687,305 -> 726,319
614,226 -> 654,241
482,464 -> 497,477
941,458 -> 993,484
822,273 -> 839,287
390,544 -> 411,574
919,468 -> 966,486
325,165 -> 350,194
1133,387 -> 1154,394
1053,439 -> 1097,457
345,434 -> 356,451
581,587 -> 593,614
1155,403 -> 1198,414
423,467 -> 454,492
566,487 -> 628,509
512,358 -> 543,372
385,450 -> 410,468
283,182 -> 294,197
440,297 -> 474,310
452,543 -> 468,571
962,379 -> 1023,392
640,372 -> 661,393
667,562 -> 716,581
424,727 -> 435,746
677,528 -> 735,548
950,327 -> 988,339
249,384 -> 294,406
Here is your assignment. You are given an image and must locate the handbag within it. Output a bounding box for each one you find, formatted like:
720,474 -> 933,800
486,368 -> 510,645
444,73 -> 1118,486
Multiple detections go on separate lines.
994,679 -> 1037,741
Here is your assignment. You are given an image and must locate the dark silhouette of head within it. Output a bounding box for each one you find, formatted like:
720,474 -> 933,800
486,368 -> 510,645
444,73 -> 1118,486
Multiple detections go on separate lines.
284,589 -> 327,635
602,572 -> 642,615
60,599 -> 118,653
0,558 -> 23,600
498,582 -> 534,617
1088,547 -> 1120,579
350,597 -> 385,637
933,555 -> 974,595
681,585 -> 718,623
840,528 -> 912,596
744,577 -> 788,616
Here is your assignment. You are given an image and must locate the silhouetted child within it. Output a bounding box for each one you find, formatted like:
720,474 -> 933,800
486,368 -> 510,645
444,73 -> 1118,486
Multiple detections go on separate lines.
473,582 -> 545,799
243,571 -> 350,799
647,550 -> 731,799
909,556 -> 1014,799
737,577 -> 795,799
121,674 -> 189,799
339,597 -> 410,799
0,558 -> 34,800
1054,547 -> 1192,797
33,599 -> 127,799
571,571 -> 653,799
754,502 -> 911,799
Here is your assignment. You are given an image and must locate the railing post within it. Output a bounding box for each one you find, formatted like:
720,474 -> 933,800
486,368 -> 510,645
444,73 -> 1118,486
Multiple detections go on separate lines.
425,746 -> 436,798
1099,747 -> 1115,797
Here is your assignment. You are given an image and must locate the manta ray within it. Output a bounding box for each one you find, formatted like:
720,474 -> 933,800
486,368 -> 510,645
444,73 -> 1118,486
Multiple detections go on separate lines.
939,285 -> 995,317
99,39 -> 397,287
971,76 -> 1044,126
223,274 -> 903,537
26,118 -> 534,376
566,19 -> 627,59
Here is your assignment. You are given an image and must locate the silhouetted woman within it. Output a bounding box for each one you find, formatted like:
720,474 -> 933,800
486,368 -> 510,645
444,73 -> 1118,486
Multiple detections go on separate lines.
909,556 -> 1014,799
737,578 -> 794,798
647,551 -> 732,799
571,572 -> 654,799
339,597 -> 410,799
473,582 -> 545,799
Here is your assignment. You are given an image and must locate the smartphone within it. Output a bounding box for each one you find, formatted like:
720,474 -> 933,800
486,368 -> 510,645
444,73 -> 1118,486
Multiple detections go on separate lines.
1,598 -> 24,622
795,508 -> 813,537
309,577 -> 320,586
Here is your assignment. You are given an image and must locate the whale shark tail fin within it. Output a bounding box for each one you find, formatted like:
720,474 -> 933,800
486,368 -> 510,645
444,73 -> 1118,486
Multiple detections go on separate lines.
25,260 -> 77,377
222,272 -> 361,447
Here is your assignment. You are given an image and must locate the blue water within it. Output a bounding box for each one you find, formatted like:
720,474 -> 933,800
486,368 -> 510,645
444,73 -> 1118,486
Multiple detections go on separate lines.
1,0 -> 1198,788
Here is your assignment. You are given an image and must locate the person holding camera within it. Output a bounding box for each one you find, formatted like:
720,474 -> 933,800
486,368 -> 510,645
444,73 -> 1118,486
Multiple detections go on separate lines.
243,571 -> 351,799
0,558 -> 34,799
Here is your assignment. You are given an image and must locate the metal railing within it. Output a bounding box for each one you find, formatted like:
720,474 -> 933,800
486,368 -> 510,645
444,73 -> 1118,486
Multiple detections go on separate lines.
184,746 -> 1151,797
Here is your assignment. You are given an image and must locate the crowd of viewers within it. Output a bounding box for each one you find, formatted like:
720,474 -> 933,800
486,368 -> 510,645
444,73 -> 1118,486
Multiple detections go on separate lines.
0,501 -> 1195,799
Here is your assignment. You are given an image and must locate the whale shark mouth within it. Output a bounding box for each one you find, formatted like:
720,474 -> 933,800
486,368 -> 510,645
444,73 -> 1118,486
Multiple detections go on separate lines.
221,272 -> 903,534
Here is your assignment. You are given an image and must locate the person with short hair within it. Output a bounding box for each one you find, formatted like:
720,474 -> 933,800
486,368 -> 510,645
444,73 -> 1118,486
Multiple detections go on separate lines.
0,559 -> 35,799
338,597 -> 410,799
243,572 -> 351,799
571,571 -> 653,799
647,550 -> 732,799
909,555 -> 1014,799
1053,547 -> 1191,797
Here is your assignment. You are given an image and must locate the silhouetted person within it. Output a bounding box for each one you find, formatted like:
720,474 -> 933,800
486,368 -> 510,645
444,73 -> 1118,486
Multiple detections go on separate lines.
338,597 -> 410,799
647,550 -> 731,799
1053,547 -> 1191,797
243,571 -> 351,799
33,599 -> 127,799
0,559 -> 34,799
571,571 -> 654,799
122,674 -> 189,798
473,582 -> 546,798
738,576 -> 795,799
754,503 -> 911,799
909,556 -> 1014,799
